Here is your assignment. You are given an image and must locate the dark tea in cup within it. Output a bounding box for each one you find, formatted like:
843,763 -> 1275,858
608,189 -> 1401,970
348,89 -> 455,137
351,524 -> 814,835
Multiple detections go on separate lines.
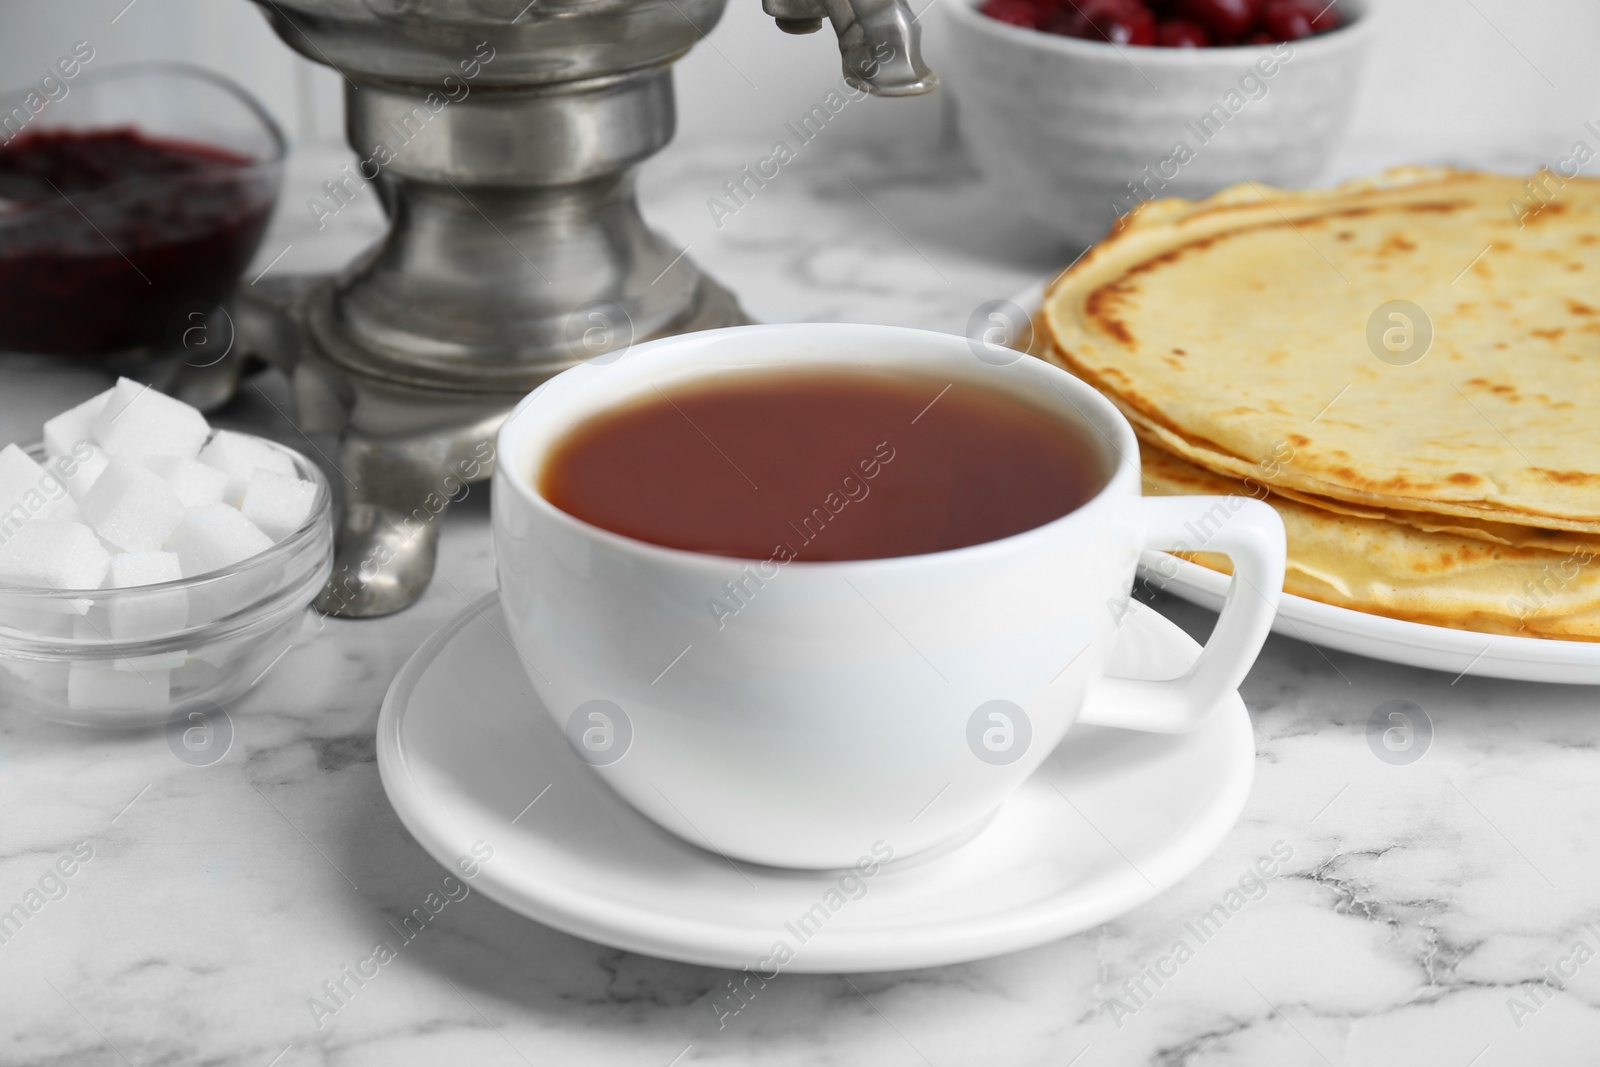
538,368 -> 1109,561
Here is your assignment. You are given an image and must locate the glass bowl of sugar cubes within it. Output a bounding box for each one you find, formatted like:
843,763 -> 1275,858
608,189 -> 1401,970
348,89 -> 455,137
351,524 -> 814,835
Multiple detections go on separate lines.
0,377 -> 333,727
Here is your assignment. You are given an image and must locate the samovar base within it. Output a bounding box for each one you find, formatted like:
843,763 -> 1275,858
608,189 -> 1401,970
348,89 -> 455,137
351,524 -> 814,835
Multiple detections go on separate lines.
234,271 -> 747,618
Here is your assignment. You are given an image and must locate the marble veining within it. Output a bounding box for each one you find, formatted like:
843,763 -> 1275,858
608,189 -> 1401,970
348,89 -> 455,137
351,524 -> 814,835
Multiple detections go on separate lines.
0,127 -> 1598,1066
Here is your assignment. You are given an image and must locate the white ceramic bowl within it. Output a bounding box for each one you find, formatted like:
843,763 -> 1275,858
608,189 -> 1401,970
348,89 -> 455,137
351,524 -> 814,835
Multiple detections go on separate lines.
940,0 -> 1375,243
0,438 -> 333,728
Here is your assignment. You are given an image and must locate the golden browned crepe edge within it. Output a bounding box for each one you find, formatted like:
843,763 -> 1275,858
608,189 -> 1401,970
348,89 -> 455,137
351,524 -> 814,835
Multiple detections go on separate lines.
1137,442 -> 1600,642
1039,168 -> 1600,534
1263,483 -> 1600,556
1037,313 -> 1600,542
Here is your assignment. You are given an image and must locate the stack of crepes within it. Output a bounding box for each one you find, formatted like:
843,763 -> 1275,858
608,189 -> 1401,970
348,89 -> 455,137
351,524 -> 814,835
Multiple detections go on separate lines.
1037,167 -> 1600,640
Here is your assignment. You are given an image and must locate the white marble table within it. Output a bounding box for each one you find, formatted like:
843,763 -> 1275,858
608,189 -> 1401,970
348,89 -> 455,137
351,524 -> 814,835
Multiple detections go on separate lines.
3,127 -> 1599,1067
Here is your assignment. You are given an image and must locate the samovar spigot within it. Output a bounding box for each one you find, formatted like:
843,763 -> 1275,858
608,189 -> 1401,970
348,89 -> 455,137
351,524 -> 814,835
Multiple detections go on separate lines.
764,0 -> 939,96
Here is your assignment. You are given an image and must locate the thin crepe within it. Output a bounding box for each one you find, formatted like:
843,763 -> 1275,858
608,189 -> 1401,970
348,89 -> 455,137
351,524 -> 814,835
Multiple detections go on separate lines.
1042,168 -> 1600,535
1139,443 -> 1600,641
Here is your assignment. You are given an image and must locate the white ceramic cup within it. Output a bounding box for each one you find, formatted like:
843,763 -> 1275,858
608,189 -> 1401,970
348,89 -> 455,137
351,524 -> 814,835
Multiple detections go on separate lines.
493,324 -> 1284,869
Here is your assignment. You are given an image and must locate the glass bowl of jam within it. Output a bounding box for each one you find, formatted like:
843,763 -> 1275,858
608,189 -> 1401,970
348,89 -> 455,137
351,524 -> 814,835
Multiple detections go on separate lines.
0,63 -> 284,357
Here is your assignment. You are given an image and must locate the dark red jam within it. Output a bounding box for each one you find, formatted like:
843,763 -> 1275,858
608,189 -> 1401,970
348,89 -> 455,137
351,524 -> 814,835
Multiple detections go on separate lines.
0,127 -> 276,355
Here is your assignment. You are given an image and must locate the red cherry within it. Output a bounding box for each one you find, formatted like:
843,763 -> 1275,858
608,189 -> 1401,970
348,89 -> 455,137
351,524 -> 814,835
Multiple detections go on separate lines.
1304,0 -> 1340,29
1241,29 -> 1277,42
1261,0 -> 1339,39
980,0 -> 1055,28
1154,17 -> 1211,46
1045,0 -> 1156,45
1174,0 -> 1261,38
1261,4 -> 1311,37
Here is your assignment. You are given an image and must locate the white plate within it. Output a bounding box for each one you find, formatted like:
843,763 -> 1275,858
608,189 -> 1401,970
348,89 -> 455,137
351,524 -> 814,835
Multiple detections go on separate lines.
1011,280 -> 1600,685
376,591 -> 1254,973
1143,553 -> 1600,685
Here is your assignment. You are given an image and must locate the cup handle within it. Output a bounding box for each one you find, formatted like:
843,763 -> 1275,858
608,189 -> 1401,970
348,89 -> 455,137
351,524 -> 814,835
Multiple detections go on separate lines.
1077,496 -> 1286,734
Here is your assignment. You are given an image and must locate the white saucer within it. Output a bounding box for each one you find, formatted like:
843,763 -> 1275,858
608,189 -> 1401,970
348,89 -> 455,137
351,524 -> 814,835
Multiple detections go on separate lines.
1013,280 -> 1600,685
376,592 -> 1254,973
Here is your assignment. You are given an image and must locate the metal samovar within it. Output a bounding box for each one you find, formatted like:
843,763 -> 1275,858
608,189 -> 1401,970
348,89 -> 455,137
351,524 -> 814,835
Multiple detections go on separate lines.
234,0 -> 936,616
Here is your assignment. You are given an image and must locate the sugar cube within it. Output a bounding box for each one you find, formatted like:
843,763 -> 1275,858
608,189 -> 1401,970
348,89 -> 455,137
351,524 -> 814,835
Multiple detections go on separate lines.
106,551 -> 187,641
0,521 -> 110,589
116,650 -> 189,672
80,459 -> 187,553
0,656 -> 65,687
109,549 -> 182,588
240,469 -> 317,540
67,662 -> 170,711
71,614 -> 187,670
92,377 -> 210,463
0,602 -> 74,638
197,430 -> 296,506
49,443 -> 110,501
42,388 -> 111,458
142,455 -> 226,508
70,616 -> 106,641
0,443 -> 82,537
167,503 -> 274,578
3,595 -> 94,628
